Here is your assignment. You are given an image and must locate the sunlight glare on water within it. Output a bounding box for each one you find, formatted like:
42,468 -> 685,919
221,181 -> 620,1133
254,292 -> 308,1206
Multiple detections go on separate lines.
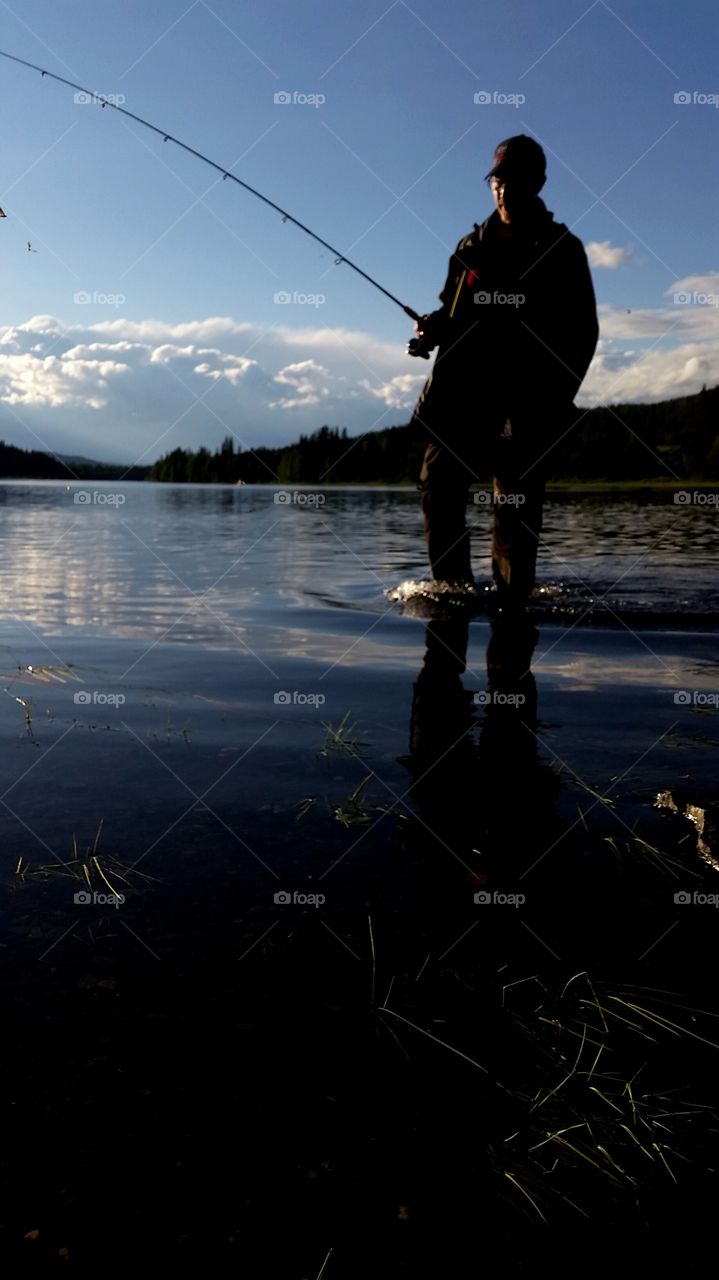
0,481 -> 717,648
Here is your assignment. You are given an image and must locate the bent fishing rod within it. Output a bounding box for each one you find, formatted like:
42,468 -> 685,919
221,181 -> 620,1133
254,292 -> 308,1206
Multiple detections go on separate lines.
0,47 -> 430,350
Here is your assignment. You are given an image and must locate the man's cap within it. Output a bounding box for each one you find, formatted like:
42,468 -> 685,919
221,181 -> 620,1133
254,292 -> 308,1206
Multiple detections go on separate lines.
484,135 -> 546,183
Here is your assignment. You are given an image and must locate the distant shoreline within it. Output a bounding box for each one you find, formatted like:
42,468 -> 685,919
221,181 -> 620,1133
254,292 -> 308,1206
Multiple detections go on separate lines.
2,477 -> 719,491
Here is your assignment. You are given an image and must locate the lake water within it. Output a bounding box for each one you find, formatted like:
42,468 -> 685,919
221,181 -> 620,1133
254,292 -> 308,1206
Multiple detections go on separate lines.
2,481 -> 718,1270
0,481 -> 717,652
0,478 -> 717,888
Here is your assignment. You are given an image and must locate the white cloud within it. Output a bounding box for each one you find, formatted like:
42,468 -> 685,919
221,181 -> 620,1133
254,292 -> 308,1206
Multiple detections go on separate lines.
666,272 -> 719,297
193,353 -> 257,383
62,341 -> 147,360
597,302 -> 719,340
0,351 -> 130,408
89,317 -> 255,343
269,359 -> 342,409
149,343 -> 200,365
0,301 -> 716,462
586,241 -> 635,268
583,336 -> 719,404
360,372 -> 427,409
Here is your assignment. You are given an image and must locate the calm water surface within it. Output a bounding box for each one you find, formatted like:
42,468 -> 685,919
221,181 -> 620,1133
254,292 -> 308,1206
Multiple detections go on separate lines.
0,481 -> 716,649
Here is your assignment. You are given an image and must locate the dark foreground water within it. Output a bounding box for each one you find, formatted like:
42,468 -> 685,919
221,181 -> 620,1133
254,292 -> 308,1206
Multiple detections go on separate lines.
0,481 -> 718,1273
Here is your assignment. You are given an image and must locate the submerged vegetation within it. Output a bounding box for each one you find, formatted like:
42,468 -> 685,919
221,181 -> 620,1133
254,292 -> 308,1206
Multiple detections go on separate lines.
14,820 -> 152,897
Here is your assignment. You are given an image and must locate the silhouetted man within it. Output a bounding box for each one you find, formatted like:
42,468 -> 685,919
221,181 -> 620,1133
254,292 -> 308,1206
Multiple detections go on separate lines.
409,134 -> 598,608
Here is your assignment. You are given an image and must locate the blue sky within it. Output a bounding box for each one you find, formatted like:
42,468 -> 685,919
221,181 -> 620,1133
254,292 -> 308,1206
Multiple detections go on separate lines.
0,0 -> 717,463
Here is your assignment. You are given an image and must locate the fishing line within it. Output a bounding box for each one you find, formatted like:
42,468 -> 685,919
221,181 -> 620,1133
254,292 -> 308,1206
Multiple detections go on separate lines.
0,47 -> 423,324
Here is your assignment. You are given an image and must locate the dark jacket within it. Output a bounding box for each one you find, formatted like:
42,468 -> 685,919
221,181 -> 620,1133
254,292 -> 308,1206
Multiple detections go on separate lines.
411,199 -> 599,437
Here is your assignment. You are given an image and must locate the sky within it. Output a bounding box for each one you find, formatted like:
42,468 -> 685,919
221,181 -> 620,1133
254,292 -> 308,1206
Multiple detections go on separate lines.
0,0 -> 717,464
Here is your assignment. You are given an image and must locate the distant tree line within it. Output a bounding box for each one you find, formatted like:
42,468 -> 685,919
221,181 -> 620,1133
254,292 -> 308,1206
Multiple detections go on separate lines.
147,424 -> 424,485
0,441 -> 148,481
147,385 -> 719,484
1,384 -> 717,484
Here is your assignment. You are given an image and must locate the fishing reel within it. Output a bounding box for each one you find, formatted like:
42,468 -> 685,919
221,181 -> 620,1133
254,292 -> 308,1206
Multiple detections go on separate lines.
406,335 -> 432,359
406,310 -> 440,359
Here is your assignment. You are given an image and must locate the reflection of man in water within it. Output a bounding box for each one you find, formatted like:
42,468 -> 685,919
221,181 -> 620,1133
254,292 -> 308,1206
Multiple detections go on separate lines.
409,135 -> 599,609
406,616 -> 562,880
